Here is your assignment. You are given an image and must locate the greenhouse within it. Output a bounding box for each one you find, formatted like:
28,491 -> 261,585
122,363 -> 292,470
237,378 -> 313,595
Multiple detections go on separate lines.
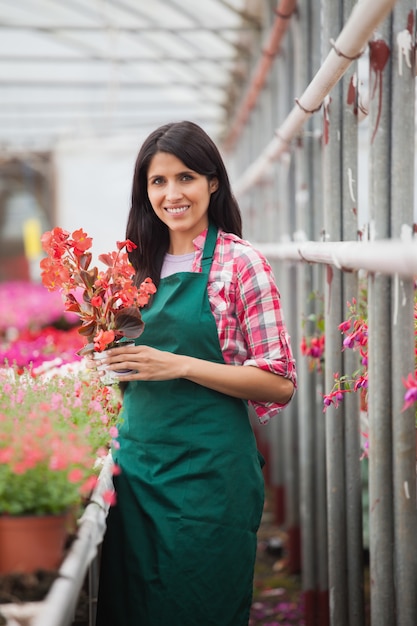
0,1 -> 416,625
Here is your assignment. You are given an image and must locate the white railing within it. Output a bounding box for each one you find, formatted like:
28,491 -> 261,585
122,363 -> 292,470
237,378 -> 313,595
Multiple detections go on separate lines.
0,454 -> 114,626
254,235 -> 417,278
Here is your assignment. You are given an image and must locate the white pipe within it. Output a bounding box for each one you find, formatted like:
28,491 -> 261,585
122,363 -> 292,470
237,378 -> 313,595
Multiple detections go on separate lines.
223,0 -> 298,150
254,238 -> 417,279
31,453 -> 115,626
233,0 -> 398,197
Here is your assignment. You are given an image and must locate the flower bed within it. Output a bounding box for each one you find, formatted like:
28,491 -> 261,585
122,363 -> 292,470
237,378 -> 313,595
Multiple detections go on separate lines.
0,364 -> 121,519
0,359 -> 122,623
0,279 -> 84,375
0,281 -> 78,338
0,453 -> 116,626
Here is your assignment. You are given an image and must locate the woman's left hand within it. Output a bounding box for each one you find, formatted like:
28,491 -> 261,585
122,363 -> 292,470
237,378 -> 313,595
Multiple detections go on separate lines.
97,344 -> 186,381
95,343 -> 294,405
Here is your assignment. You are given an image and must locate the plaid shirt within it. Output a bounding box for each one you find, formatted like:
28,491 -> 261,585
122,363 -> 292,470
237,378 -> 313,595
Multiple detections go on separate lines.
191,228 -> 297,423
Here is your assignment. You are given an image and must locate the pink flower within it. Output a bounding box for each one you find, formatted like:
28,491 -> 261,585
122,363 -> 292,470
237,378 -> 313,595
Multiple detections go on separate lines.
80,475 -> 98,496
402,373 -> 417,411
112,463 -> 122,476
339,319 -> 351,333
343,334 -> 356,349
323,395 -> 333,407
102,489 -> 117,505
0,447 -> 13,463
49,453 -> 68,471
68,468 -> 84,483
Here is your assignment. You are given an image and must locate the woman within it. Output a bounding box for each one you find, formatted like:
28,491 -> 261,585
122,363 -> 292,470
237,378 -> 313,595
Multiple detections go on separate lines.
95,121 -> 296,626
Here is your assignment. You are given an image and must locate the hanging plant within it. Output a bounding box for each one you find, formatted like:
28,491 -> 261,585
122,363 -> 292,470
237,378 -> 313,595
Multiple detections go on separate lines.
300,291 -> 325,373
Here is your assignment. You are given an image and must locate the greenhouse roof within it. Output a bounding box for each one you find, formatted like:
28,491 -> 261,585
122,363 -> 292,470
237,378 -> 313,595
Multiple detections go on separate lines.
0,0 -> 260,152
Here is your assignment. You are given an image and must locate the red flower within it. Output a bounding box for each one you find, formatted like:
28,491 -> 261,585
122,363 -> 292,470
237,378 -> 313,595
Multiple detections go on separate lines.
40,227 -> 70,259
40,257 -> 72,290
70,228 -> 93,255
117,239 -> 137,252
91,295 -> 103,307
40,228 -> 156,354
140,277 -> 157,295
338,319 -> 351,333
94,329 -> 115,352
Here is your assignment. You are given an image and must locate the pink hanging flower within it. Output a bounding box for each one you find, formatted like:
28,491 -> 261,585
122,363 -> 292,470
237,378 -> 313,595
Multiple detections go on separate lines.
402,373 -> 417,411
102,490 -> 117,506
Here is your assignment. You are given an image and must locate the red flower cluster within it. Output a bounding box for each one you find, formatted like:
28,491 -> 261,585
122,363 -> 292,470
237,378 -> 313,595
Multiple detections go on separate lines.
40,227 -> 156,353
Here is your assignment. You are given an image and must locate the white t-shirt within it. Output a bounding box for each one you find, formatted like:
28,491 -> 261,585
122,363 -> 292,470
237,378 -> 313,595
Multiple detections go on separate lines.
160,252 -> 195,278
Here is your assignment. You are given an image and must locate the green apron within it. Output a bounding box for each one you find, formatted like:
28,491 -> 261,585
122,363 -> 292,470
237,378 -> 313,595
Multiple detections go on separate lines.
96,224 -> 264,626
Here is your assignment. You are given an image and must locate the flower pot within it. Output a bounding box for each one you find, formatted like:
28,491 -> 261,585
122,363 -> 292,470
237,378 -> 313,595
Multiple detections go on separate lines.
0,513 -> 68,574
94,338 -> 137,385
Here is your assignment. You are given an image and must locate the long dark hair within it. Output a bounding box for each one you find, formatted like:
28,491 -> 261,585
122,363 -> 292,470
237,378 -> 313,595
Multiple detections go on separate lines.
126,121 -> 242,286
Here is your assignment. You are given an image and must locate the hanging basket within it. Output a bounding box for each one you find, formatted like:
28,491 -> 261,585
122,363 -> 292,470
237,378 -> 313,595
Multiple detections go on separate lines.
0,513 -> 68,574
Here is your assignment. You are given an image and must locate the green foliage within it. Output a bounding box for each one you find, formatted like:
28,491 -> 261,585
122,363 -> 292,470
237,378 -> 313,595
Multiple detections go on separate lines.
0,367 -> 121,516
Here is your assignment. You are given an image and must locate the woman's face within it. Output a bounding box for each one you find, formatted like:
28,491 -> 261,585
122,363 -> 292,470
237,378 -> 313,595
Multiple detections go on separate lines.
147,151 -> 218,247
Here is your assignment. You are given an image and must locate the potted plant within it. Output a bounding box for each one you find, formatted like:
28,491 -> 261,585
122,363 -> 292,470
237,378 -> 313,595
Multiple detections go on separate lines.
39,227 -> 156,355
0,366 -> 122,574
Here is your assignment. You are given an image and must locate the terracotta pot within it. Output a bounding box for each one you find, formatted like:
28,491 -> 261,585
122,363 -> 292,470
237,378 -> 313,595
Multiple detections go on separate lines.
0,513 -> 68,574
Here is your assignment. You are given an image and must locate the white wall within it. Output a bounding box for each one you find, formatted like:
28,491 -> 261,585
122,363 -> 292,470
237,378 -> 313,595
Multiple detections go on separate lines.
53,134 -> 146,261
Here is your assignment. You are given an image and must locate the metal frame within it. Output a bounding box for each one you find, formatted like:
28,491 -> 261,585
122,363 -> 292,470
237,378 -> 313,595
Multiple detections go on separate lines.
0,0 -> 261,149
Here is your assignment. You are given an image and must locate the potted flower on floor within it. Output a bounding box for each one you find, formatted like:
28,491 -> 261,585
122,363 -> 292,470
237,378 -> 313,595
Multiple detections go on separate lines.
0,367 -> 121,574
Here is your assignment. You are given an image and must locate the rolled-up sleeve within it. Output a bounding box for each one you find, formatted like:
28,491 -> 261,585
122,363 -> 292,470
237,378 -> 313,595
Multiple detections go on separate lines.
235,249 -> 297,423
197,230 -> 297,424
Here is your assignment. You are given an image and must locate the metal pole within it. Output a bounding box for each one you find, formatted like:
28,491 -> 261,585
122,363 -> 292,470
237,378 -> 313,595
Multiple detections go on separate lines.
310,4 -> 329,624
277,23 -> 301,574
259,89 -> 279,490
232,0 -> 400,197
250,7 -> 282,485
322,1 -> 349,624
367,12 -> 395,626
390,3 -> 417,625
292,0 -> 319,618
267,2 -> 290,527
340,2 -> 365,624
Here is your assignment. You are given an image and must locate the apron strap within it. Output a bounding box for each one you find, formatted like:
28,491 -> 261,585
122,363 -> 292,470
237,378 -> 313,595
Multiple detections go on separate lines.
201,222 -> 218,275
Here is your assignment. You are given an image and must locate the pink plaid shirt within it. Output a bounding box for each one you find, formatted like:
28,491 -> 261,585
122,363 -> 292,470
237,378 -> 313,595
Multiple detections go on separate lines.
191,228 -> 297,423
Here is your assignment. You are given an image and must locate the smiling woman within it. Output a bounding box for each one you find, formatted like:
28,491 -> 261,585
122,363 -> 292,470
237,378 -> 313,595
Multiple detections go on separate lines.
146,152 -> 219,253
95,120 -> 297,626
